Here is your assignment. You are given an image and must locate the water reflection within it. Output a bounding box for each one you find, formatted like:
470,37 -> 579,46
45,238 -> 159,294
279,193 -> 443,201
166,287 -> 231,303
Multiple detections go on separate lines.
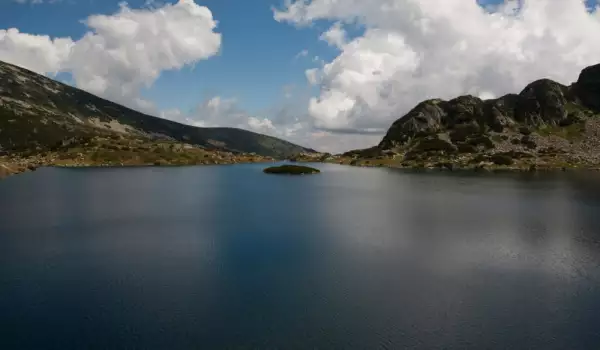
0,165 -> 599,349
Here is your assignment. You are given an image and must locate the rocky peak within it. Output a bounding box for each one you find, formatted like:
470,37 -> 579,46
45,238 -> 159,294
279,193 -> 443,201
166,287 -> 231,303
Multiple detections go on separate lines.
578,63 -> 600,86
514,79 -> 570,127
441,95 -> 484,129
576,63 -> 600,111
378,99 -> 447,148
377,65 -> 600,152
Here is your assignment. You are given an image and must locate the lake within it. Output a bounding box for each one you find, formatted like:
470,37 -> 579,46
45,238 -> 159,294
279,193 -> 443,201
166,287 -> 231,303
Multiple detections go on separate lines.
1,163 -> 600,349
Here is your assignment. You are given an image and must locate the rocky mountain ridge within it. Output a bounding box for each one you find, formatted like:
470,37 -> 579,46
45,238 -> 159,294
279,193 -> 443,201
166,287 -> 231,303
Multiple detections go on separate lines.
298,63 -> 600,171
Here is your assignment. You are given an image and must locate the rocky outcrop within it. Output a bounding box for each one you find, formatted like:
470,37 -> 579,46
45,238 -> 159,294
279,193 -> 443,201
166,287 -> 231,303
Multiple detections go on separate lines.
379,78 -> 587,150
514,79 -> 571,126
334,63 -> 600,171
575,64 -> 600,111
378,99 -> 447,148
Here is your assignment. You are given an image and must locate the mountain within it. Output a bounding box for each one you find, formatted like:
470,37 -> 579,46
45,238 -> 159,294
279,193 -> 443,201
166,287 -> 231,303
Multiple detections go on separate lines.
0,60 -> 314,158
301,63 -> 600,171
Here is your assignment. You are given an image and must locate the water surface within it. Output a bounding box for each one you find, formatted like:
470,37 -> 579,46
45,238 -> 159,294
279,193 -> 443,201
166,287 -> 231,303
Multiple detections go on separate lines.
1,164 -> 600,349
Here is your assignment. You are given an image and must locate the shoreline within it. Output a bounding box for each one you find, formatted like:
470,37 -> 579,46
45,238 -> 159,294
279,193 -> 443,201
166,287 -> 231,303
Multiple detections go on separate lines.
294,158 -> 600,173
0,158 -> 278,180
3,157 -> 600,180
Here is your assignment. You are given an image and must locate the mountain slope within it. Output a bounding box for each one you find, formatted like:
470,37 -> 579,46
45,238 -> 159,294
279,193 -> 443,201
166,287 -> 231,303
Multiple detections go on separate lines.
0,60 -> 314,158
317,63 -> 600,170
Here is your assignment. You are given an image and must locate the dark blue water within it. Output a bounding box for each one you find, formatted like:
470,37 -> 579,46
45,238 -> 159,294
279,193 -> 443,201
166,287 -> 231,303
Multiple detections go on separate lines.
1,163 -> 600,349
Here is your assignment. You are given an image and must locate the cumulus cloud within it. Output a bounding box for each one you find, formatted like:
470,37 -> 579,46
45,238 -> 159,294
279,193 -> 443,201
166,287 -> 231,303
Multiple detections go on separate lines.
0,29 -> 73,74
68,1 -> 221,107
1,0 -> 221,112
275,0 -> 600,133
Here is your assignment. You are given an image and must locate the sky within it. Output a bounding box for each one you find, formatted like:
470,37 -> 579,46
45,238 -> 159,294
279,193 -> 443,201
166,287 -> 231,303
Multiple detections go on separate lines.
1,0 -> 600,153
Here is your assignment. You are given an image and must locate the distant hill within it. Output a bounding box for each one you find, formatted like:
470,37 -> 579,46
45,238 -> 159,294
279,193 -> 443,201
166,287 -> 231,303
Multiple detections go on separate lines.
0,60 -> 314,158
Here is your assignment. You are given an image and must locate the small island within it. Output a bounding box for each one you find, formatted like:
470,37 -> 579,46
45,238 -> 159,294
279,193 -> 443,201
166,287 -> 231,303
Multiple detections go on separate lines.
263,165 -> 320,175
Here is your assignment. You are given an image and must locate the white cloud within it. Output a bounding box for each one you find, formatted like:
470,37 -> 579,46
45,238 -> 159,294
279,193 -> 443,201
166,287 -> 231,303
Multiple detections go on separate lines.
305,68 -> 320,85
159,95 -> 376,153
275,0 -> 600,133
320,22 -> 347,48
294,49 -> 309,59
3,0 -> 367,153
1,0 -> 221,112
163,96 -> 287,137
68,0 -> 221,107
0,29 -> 73,74
187,96 -> 258,129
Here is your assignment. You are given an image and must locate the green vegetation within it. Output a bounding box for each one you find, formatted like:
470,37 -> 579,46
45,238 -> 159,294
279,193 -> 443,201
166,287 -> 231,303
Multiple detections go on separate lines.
537,122 -> 586,140
0,134 -> 279,179
263,165 -> 321,175
0,60 -> 313,158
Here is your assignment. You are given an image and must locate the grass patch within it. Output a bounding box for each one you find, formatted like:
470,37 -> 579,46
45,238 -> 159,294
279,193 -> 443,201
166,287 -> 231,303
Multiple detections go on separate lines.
565,102 -> 585,114
537,122 -> 586,140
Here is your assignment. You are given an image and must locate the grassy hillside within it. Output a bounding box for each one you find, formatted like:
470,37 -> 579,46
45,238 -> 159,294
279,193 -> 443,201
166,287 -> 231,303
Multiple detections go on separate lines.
0,60 -> 314,158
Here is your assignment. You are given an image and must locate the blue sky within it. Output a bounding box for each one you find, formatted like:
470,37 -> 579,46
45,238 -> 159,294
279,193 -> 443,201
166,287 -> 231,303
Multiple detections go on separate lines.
0,0 -> 337,115
1,0 -> 600,152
